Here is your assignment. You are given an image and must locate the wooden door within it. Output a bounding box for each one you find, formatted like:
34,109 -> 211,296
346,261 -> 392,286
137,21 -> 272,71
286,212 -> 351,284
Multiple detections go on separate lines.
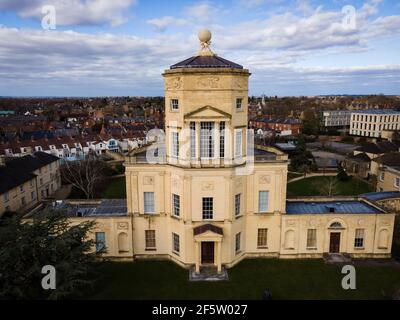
329,233 -> 341,253
201,242 -> 215,264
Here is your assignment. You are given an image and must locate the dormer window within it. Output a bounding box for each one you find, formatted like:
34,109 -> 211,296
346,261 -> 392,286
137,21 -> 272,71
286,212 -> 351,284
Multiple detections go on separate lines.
236,98 -> 243,110
171,99 -> 179,111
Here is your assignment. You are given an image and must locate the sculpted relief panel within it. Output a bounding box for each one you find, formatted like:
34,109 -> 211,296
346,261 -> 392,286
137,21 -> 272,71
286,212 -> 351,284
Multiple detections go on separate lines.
197,76 -> 220,89
165,77 -> 183,90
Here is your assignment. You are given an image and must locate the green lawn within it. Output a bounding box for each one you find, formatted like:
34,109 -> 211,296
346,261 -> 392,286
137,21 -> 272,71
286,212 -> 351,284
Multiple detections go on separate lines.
68,177 -> 126,199
99,177 -> 126,199
287,176 -> 373,197
86,259 -> 400,300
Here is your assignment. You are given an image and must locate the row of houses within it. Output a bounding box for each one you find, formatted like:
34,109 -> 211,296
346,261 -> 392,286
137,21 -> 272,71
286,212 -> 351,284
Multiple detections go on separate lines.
249,117 -> 302,136
343,141 -> 400,192
0,133 -> 154,161
0,152 -> 61,216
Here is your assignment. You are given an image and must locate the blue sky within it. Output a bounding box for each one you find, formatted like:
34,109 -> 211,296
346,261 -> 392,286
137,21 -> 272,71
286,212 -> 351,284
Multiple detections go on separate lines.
0,0 -> 399,96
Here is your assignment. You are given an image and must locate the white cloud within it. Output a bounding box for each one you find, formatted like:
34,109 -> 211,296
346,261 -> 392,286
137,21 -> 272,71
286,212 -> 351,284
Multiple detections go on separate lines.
0,0 -> 137,26
147,16 -> 188,32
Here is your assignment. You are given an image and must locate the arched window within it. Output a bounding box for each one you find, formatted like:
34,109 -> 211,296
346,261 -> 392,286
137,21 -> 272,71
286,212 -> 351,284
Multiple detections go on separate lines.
329,222 -> 343,229
118,232 -> 129,253
378,229 -> 389,249
284,230 -> 295,249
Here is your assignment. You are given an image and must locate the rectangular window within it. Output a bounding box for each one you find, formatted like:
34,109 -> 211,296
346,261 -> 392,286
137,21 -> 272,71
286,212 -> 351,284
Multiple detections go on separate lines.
257,228 -> 268,248
172,233 -> 180,253
307,229 -> 317,248
379,172 -> 385,181
395,177 -> 400,188
235,130 -> 242,157
219,122 -> 225,158
235,194 -> 241,216
95,232 -> 106,253
236,98 -> 243,110
354,229 -> 365,248
258,191 -> 269,213
145,230 -> 156,249
171,99 -> 179,110
171,132 -> 179,157
172,194 -> 180,217
200,122 -> 214,158
190,122 -> 196,159
144,192 -> 155,214
235,232 -> 241,253
202,197 -> 213,220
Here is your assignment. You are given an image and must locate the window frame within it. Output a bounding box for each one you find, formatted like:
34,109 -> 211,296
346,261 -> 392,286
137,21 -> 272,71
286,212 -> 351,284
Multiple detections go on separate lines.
257,228 -> 268,248
235,130 -> 242,157
145,230 -> 156,250
236,98 -> 243,111
172,233 -> 180,254
143,192 -> 155,214
172,194 -> 180,217
258,191 -> 269,213
306,229 -> 317,249
235,193 -> 241,217
171,131 -> 179,158
354,229 -> 365,248
235,232 -> 241,253
95,232 -> 106,253
202,197 -> 214,220
171,99 -> 179,111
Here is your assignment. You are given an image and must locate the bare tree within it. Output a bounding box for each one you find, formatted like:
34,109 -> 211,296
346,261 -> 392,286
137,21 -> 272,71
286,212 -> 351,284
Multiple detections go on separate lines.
313,177 -> 340,196
61,154 -> 106,199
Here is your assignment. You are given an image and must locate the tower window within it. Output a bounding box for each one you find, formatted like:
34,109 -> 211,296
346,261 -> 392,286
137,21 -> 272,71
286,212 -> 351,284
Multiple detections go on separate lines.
257,228 -> 268,248
145,230 -> 156,249
172,233 -> 180,253
258,191 -> 269,213
235,194 -> 241,216
236,98 -> 243,110
235,130 -> 242,157
172,194 -> 180,217
190,122 -> 196,159
307,229 -> 317,248
202,197 -> 213,219
200,122 -> 214,158
144,192 -> 155,213
171,132 -> 179,157
171,99 -> 179,110
235,232 -> 241,253
220,122 -> 225,158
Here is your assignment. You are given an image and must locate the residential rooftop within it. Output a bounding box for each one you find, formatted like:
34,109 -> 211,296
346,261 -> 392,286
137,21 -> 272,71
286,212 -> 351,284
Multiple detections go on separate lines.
52,199 -> 128,217
361,191 -> 400,202
351,109 -> 400,115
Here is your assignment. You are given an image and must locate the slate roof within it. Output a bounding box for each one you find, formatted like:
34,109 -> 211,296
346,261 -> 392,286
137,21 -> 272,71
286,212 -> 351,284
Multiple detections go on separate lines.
6,152 -> 59,173
54,199 -> 127,217
286,200 -> 382,214
355,141 -> 400,154
361,191 -> 400,201
372,152 -> 400,166
0,166 -> 36,194
170,55 -> 243,69
348,152 -> 371,162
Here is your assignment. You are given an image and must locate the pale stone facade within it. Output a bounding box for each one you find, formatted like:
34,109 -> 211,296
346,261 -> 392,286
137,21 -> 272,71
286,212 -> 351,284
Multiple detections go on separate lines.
350,109 -> 400,138
121,33 -> 396,272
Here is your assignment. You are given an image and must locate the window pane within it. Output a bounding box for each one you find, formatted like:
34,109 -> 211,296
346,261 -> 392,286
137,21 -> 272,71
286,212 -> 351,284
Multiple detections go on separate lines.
202,197 -> 213,219
257,228 -> 268,247
307,229 -> 317,248
219,122 -> 225,158
171,99 -> 179,110
258,191 -> 269,212
200,122 -> 214,158
354,229 -> 364,248
235,194 -> 241,216
173,194 -> 180,217
171,132 -> 179,157
145,230 -> 156,248
144,192 -> 155,213
95,232 -> 106,253
235,232 -> 241,252
235,131 -> 242,157
173,233 -> 180,253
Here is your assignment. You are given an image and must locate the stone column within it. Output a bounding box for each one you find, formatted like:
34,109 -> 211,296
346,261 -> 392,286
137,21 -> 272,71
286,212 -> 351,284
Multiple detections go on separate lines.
195,241 -> 200,273
214,121 -> 220,165
216,241 -> 222,273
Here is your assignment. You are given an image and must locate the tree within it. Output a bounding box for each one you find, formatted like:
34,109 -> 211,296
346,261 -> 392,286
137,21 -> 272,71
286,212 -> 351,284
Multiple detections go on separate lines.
314,177 -> 340,196
337,165 -> 351,182
0,209 -> 99,299
61,154 -> 106,199
290,135 -> 316,173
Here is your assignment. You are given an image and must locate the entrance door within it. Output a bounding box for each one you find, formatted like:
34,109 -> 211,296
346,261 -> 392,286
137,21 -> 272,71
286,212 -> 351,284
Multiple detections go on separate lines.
201,242 -> 215,264
329,233 -> 341,253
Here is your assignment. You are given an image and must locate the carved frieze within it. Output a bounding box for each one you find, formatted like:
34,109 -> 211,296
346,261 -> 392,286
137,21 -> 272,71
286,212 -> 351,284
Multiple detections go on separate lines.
117,222 -> 129,230
165,77 -> 182,90
143,176 -> 154,185
201,181 -> 214,191
259,175 -> 271,184
197,76 -> 220,89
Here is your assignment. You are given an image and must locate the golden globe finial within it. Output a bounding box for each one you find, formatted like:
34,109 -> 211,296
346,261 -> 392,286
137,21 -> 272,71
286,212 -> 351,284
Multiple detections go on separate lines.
197,29 -> 214,56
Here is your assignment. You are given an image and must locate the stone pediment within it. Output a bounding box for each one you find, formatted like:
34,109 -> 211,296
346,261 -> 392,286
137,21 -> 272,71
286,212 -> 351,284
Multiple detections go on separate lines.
184,106 -> 231,120
193,224 -> 223,236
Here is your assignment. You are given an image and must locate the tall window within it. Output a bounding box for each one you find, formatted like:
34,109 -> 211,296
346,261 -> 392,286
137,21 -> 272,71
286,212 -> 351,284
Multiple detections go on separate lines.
235,130 -> 242,157
200,122 -> 214,158
172,194 -> 180,217
202,197 -> 213,219
171,99 -> 179,110
307,229 -> 317,248
144,192 -> 155,213
354,229 -> 365,248
145,230 -> 156,249
379,171 -> 385,181
235,232 -> 241,253
95,232 -> 106,253
190,122 -> 196,159
257,229 -> 268,248
235,194 -> 241,217
258,191 -> 269,213
236,98 -> 243,110
171,132 -> 179,157
172,233 -> 180,253
395,177 -> 400,188
219,122 -> 225,158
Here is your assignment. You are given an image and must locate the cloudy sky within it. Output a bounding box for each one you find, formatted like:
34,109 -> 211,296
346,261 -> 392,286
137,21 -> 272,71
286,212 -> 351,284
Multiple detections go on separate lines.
0,0 -> 399,96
